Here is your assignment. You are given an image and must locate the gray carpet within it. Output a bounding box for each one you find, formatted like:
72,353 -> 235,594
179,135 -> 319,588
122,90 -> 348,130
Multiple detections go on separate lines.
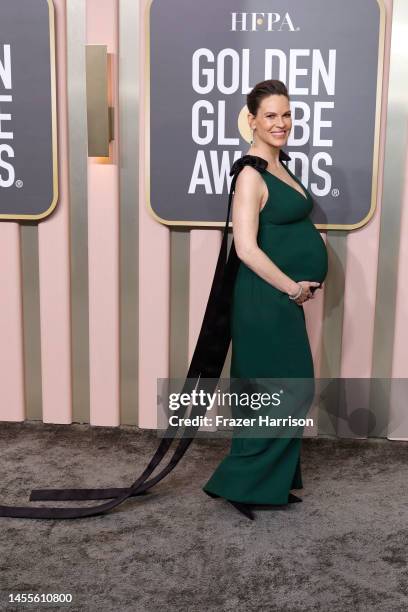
0,422 -> 407,612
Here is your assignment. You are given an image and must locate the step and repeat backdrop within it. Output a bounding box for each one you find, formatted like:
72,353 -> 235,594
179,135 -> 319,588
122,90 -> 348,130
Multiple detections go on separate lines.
1,0 -> 408,441
148,0 -> 384,229
0,0 -> 57,220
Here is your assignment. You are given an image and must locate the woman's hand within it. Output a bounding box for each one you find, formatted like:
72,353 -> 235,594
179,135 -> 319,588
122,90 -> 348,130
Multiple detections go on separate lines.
292,281 -> 321,305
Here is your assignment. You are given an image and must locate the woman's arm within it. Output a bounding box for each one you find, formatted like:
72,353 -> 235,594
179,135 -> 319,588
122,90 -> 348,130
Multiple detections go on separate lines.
231,165 -> 300,296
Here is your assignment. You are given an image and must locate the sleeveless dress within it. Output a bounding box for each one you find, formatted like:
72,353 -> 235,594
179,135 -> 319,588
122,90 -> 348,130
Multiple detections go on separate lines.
202,160 -> 328,504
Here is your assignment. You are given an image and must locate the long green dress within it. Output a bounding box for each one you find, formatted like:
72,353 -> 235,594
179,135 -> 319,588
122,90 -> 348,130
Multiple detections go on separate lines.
202,159 -> 328,504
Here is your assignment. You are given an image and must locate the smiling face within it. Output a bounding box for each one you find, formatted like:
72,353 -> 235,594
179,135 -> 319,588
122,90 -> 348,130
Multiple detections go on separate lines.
248,94 -> 291,148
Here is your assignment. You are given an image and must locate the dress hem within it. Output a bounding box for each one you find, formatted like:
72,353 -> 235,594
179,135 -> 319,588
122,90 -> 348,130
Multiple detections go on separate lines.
203,485 -> 295,506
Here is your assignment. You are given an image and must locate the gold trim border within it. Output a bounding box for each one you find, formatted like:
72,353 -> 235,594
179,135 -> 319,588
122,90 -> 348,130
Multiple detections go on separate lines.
119,0 -> 140,425
0,0 -> 59,221
145,0 -> 386,232
67,0 -> 90,424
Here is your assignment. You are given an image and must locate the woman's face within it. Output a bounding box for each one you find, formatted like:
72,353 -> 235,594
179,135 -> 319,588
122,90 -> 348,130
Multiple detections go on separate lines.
249,94 -> 292,148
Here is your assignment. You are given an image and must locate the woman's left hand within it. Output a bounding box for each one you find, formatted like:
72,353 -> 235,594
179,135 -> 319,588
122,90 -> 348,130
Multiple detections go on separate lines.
294,281 -> 321,305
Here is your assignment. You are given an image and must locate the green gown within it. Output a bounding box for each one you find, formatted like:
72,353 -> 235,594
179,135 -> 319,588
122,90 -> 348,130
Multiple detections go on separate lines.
202,160 -> 328,504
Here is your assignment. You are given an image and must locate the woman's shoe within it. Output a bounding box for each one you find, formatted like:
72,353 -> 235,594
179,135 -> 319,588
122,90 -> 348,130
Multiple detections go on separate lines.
204,490 -> 255,520
204,490 -> 219,499
227,499 -> 255,521
288,493 -> 302,503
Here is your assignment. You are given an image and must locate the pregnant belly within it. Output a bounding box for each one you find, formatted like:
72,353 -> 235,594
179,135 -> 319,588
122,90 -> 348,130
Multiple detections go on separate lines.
257,218 -> 328,284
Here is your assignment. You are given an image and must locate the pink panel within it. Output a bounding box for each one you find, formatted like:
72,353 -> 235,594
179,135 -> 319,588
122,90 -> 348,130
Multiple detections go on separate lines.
188,230 -> 222,361
138,222 -> 170,429
340,0 -> 393,383
389,128 -> 408,439
0,225 -> 25,421
87,0 -> 120,425
138,0 -> 170,429
38,0 -> 72,424
304,232 -> 328,376
188,230 -> 221,432
304,231 -> 328,436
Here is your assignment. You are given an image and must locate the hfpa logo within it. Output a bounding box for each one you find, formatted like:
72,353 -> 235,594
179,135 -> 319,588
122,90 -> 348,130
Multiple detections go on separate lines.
231,12 -> 299,32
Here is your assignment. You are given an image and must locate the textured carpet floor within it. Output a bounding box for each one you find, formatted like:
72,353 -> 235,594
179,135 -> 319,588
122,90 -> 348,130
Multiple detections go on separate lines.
0,422 -> 407,612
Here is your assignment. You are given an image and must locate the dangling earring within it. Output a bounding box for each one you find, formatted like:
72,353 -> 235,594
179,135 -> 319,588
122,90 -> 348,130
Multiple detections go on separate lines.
250,128 -> 255,145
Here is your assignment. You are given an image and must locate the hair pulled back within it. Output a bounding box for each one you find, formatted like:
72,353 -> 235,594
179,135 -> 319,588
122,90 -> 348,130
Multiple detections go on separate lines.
246,80 -> 290,116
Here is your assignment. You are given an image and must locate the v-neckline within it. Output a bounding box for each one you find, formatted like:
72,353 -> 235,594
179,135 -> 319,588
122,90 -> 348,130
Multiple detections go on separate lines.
264,163 -> 308,201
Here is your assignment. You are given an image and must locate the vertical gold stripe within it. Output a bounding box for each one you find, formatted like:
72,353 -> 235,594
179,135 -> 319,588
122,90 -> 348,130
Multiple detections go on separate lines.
67,0 -> 90,423
318,231 -> 347,435
169,230 -> 190,379
119,0 -> 140,425
370,0 -> 408,425
372,0 -> 408,379
20,224 -> 43,420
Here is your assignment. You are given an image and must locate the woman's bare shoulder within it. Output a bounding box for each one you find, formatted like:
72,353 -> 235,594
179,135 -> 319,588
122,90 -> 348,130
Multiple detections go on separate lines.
233,165 -> 266,206
234,164 -> 264,190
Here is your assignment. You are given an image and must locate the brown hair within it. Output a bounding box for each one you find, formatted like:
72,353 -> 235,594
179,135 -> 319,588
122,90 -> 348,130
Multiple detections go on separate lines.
246,80 -> 289,116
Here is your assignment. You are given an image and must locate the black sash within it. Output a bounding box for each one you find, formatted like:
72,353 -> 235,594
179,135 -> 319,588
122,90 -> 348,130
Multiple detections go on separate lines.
0,152 -> 289,519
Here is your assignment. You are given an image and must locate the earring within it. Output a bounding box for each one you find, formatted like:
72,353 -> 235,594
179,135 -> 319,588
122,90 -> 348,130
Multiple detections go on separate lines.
250,128 -> 255,145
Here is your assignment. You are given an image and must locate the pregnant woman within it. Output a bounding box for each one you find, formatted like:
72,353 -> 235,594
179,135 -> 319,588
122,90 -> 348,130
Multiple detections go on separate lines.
202,79 -> 328,520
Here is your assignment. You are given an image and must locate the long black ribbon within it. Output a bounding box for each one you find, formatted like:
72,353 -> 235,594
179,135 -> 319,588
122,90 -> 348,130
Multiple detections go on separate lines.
0,152 -> 288,519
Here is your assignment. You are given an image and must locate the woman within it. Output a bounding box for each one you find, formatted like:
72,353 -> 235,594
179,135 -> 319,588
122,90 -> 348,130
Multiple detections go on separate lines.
202,79 -> 328,520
